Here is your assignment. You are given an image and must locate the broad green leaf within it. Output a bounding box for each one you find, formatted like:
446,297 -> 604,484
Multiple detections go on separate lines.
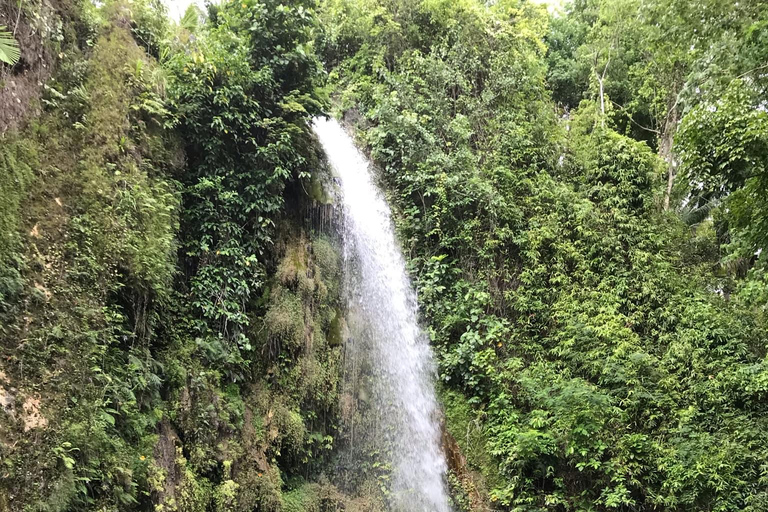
0,26 -> 20,66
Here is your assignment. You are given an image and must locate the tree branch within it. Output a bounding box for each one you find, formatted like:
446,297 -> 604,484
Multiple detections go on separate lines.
609,99 -> 661,134
736,61 -> 768,80
13,0 -> 22,36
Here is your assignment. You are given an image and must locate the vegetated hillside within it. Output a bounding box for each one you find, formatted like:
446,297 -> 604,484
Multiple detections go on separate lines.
0,1 -> 376,510
1,0 -> 767,511
320,0 -> 768,510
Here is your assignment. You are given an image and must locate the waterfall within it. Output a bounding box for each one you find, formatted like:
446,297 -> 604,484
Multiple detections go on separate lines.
312,117 -> 451,512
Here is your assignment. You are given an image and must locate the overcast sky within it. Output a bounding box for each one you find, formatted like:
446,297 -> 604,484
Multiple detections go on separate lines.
164,0 -> 202,20
163,0 -> 564,23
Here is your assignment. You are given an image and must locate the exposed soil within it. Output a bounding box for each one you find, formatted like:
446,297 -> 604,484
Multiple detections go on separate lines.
0,0 -> 71,134
442,420 -> 493,511
21,395 -> 46,431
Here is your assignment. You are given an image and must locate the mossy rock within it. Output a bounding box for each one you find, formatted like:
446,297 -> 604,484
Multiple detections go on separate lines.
312,236 -> 339,281
265,287 -> 305,351
276,242 -> 308,286
327,309 -> 346,347
308,173 -> 334,205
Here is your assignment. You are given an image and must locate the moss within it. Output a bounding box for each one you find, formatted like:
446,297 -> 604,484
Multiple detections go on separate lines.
313,236 -> 340,281
289,353 -> 340,410
327,309 -> 345,347
0,139 -> 36,261
234,463 -> 284,512
251,411 -> 266,443
0,138 -> 36,317
265,287 -> 306,352
282,478 -> 354,512
276,242 -> 308,286
308,172 -> 334,205
277,407 -> 307,449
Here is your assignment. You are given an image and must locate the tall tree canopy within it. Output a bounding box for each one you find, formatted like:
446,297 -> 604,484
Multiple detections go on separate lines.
323,0 -> 768,509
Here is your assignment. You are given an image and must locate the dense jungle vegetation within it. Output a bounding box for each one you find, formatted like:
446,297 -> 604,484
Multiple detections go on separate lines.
0,0 -> 767,510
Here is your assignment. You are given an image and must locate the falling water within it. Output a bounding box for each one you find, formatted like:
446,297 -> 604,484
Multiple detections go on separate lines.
312,117 -> 451,512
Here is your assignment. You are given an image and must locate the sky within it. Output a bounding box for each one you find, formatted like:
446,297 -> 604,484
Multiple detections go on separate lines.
163,0 -> 565,22
533,0 -> 565,12
164,0 -> 201,20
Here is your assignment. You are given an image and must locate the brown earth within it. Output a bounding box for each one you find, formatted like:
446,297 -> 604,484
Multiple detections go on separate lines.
442,420 -> 494,511
0,0 -> 78,134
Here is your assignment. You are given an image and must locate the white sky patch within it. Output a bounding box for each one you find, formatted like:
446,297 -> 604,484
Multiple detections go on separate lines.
165,0 -> 566,20
531,0 -> 565,13
164,0 -> 203,21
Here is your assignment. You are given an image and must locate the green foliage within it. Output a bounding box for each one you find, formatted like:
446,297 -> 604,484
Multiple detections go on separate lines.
678,79 -> 768,262
179,5 -> 204,33
4,0 -> 768,511
546,0 -> 768,241
325,0 -> 768,509
545,11 -> 591,108
0,138 -> 36,320
441,387 -> 501,500
283,478 -> 350,512
266,288 -> 306,351
0,18 -> 179,509
168,0 -> 326,356
0,1 -> 359,512
128,0 -> 170,58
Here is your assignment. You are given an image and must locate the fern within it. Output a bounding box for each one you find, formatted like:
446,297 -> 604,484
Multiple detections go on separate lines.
0,26 -> 20,66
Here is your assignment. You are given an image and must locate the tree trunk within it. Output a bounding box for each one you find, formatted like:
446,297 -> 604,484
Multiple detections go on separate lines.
599,76 -> 605,115
661,106 -> 678,211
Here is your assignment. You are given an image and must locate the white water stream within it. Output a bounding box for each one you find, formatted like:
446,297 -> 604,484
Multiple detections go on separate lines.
312,117 -> 451,512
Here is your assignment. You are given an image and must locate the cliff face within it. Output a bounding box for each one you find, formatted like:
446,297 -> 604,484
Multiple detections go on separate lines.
0,0 -> 86,135
1,9 -> 179,508
0,2 -> 359,510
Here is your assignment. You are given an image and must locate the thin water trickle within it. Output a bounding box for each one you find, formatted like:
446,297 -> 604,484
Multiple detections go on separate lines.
312,117 -> 451,512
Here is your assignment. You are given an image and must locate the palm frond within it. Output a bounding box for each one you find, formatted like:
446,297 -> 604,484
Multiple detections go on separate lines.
679,198 -> 718,227
0,26 -> 20,66
180,5 -> 204,33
